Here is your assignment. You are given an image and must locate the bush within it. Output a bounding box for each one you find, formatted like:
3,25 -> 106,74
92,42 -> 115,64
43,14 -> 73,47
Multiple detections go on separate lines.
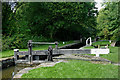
2,34 -> 54,51
2,36 -> 14,51
2,34 -> 29,51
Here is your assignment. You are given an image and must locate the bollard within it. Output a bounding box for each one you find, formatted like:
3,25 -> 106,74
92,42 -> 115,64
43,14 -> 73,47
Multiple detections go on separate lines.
47,46 -> 53,61
28,40 -> 33,64
14,49 -> 19,62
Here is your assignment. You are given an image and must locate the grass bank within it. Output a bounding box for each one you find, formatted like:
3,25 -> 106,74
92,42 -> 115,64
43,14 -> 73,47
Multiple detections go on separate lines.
83,41 -> 119,63
1,41 -> 74,58
92,41 -> 110,46
22,60 -> 118,78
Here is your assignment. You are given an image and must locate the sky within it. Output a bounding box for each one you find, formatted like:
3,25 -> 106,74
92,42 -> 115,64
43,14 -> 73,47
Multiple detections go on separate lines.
95,0 -> 105,11
10,0 -> 105,12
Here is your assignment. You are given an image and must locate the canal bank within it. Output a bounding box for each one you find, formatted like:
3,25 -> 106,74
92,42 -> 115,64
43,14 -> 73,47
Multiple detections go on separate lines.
1,42 -> 85,79
0,57 -> 15,69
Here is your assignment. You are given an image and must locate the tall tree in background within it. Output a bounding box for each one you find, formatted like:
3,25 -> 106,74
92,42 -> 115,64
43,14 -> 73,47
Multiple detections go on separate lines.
14,2 -> 97,40
2,2 -> 98,50
2,3 -> 14,36
97,2 -> 119,41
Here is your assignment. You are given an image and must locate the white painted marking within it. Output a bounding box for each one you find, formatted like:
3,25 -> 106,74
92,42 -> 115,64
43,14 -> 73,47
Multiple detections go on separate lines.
14,49 -> 19,52
96,54 -> 100,57
91,49 -> 109,57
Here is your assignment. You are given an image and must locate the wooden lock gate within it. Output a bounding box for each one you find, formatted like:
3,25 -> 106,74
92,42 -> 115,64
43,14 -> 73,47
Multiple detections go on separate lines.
14,40 -> 59,64
14,40 -> 110,64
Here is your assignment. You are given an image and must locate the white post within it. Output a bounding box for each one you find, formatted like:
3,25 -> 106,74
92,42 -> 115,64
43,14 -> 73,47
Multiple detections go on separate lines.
96,54 -> 99,57
14,49 -> 19,62
109,40 -> 111,43
14,49 -> 19,52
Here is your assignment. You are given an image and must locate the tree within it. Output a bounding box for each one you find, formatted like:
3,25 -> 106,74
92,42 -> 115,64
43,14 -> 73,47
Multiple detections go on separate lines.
2,2 -> 98,50
2,2 -> 13,35
14,2 -> 97,40
97,2 -> 119,41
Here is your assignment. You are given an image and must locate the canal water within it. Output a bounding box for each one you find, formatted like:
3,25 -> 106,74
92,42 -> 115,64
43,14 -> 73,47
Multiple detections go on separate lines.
1,64 -> 39,79
2,66 -> 16,79
1,65 -> 27,79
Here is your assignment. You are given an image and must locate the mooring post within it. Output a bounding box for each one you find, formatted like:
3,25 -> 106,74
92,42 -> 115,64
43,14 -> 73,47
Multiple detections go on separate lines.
28,40 -> 33,64
14,49 -> 19,62
48,46 -> 53,61
55,41 -> 58,49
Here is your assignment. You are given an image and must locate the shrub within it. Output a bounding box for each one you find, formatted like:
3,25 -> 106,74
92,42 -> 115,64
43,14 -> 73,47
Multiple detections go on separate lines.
2,34 -> 54,51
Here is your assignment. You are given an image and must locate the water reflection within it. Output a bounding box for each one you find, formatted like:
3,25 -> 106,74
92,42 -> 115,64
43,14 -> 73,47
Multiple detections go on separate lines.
1,64 -> 38,79
2,66 -> 24,79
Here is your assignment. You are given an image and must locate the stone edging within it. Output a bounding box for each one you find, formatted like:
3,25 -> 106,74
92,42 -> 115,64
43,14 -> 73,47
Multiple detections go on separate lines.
13,60 -> 68,78
0,57 -> 15,69
1,41 -> 82,69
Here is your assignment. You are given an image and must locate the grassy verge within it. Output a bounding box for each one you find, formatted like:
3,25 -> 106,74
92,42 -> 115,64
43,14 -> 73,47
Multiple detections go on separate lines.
0,41 -> 74,58
22,60 -> 118,78
101,47 -> 119,63
83,41 -> 119,63
83,46 -> 94,49
92,41 -> 110,46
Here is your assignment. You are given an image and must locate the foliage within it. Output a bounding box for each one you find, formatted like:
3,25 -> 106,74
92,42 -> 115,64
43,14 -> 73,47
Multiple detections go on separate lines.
14,2 -> 97,40
22,60 -> 118,78
2,2 -> 97,51
2,3 -> 16,36
97,2 -> 119,41
2,34 -> 29,50
1,40 -> 74,58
